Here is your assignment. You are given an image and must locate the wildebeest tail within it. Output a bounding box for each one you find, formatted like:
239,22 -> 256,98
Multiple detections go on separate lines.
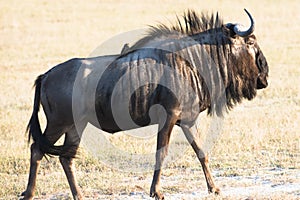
27,75 -> 72,157
27,75 -> 44,143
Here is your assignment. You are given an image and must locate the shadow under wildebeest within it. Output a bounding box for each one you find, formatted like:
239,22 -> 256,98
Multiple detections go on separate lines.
21,9 -> 268,200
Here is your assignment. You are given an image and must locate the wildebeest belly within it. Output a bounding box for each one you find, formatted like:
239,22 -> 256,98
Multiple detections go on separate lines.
94,58 -> 179,132
95,82 -> 173,133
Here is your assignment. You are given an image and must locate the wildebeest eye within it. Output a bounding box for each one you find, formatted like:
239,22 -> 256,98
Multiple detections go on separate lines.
246,40 -> 255,45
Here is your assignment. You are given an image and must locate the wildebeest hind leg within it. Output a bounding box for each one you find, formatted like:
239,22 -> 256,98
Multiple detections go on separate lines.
59,126 -> 84,200
21,124 -> 65,200
150,114 -> 178,200
20,143 -> 43,200
182,126 -> 220,194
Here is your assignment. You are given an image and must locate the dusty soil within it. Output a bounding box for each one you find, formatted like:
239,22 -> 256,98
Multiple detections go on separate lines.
30,168 -> 300,200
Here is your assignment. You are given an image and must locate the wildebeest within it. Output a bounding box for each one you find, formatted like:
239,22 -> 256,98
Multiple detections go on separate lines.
21,9 -> 268,200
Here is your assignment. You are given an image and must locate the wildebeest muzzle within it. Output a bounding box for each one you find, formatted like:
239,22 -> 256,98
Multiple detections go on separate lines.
256,48 -> 269,89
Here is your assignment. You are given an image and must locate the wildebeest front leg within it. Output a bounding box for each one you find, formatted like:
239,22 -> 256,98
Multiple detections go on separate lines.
182,126 -> 220,194
59,127 -> 83,200
21,143 -> 44,200
150,114 -> 178,200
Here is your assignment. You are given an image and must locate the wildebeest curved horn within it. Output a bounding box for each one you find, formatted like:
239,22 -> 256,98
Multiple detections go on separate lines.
233,9 -> 255,37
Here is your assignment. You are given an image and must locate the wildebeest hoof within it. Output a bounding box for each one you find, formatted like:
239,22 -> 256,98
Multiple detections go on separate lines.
150,191 -> 164,200
19,191 -> 33,200
209,187 -> 220,195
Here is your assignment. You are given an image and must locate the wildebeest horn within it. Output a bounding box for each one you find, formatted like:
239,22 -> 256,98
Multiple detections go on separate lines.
233,9 -> 255,37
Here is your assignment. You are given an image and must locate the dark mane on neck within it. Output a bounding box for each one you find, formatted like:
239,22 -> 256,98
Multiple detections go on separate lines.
129,10 -> 224,50
155,10 -> 223,35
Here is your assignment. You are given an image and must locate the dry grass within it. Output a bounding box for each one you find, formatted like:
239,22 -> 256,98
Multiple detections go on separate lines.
0,0 -> 299,199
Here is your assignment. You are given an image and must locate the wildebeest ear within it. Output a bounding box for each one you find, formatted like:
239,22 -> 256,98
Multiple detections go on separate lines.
223,24 -> 237,38
121,43 -> 130,54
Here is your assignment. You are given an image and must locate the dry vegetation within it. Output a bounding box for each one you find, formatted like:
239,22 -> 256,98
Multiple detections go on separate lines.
0,0 -> 299,199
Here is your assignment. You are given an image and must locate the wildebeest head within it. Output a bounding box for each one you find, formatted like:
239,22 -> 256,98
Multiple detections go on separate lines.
224,9 -> 269,92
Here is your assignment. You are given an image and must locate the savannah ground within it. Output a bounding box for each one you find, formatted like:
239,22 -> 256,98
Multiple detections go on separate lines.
0,0 -> 299,199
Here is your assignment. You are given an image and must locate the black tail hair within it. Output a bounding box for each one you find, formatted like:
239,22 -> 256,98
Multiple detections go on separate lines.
27,75 -> 44,143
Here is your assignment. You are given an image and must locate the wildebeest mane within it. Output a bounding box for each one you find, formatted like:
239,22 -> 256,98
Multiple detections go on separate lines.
157,10 -> 222,35
129,10 -> 224,50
